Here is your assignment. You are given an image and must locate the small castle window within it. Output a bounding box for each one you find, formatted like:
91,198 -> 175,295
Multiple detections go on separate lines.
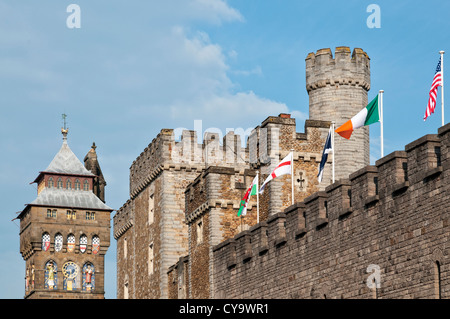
374,177 -> 379,195
57,178 -> 63,189
435,261 -> 442,299
66,179 -> 72,190
148,243 -> 154,275
124,282 -> 129,299
86,211 -> 96,220
83,180 -> 89,191
48,177 -> 54,188
197,220 -> 203,244
67,210 -> 76,220
47,209 -> 57,218
124,237 -> 127,259
149,194 -> 154,224
435,147 -> 442,167
75,179 -> 80,190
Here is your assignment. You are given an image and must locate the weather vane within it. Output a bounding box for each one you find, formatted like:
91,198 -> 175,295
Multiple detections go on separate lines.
62,113 -> 68,130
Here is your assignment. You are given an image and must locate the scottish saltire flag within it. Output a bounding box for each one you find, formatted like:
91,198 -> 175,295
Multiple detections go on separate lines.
318,127 -> 333,182
259,152 -> 292,194
424,56 -> 443,121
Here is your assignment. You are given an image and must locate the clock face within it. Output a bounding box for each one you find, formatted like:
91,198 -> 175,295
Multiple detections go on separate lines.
62,262 -> 78,279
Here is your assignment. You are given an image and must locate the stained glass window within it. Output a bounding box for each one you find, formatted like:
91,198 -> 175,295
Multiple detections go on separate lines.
80,235 -> 87,253
92,235 -> 100,255
55,233 -> 63,252
67,234 -> 76,252
42,232 -> 50,251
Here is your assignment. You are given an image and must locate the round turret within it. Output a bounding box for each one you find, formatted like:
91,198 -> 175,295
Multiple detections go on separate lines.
305,47 -> 371,180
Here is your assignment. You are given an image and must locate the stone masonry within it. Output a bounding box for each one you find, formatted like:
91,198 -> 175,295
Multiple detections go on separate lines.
115,47 -> 372,299
211,123 -> 450,299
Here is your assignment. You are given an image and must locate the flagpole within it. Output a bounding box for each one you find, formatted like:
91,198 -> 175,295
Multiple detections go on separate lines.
331,121 -> 335,183
256,172 -> 260,223
379,90 -> 384,158
290,149 -> 294,205
440,50 -> 445,126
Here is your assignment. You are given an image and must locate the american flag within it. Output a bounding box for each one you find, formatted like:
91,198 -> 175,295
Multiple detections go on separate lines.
424,56 -> 443,121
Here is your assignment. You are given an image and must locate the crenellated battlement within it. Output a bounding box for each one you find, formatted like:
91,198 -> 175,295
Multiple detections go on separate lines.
128,114 -> 332,200
212,123 -> 450,299
128,128 -> 249,197
305,47 -> 370,93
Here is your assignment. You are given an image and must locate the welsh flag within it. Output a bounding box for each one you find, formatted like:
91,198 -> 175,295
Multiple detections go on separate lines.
335,95 -> 380,139
259,152 -> 293,194
237,175 -> 258,217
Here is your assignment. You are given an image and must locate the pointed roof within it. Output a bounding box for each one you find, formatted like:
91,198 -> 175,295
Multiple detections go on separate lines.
43,139 -> 95,176
37,128 -> 95,178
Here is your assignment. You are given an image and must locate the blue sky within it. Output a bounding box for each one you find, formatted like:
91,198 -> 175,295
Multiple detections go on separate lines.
1,0 -> 449,299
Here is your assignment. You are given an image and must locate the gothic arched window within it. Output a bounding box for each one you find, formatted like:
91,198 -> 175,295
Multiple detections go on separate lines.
80,235 -> 87,253
55,233 -> 63,252
92,235 -> 100,255
48,177 -> 54,188
57,178 -> 63,189
67,234 -> 76,252
83,180 -> 89,191
42,232 -> 50,251
66,179 -> 72,190
74,179 -> 80,190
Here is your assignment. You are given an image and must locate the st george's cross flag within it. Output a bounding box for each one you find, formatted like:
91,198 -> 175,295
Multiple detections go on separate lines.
259,152 -> 293,194
318,126 -> 333,183
237,175 -> 258,217
424,55 -> 443,121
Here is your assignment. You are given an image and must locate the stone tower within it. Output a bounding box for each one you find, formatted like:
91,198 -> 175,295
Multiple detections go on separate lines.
18,128 -> 113,299
84,142 -> 107,203
305,47 -> 371,180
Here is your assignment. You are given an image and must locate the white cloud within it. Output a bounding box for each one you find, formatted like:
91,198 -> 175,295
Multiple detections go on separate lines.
188,0 -> 245,24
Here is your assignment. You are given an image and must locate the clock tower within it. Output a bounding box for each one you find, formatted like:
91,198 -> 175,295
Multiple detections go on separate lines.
18,127 -> 113,299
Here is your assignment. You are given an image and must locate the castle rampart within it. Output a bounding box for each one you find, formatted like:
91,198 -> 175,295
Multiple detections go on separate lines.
212,123 -> 450,299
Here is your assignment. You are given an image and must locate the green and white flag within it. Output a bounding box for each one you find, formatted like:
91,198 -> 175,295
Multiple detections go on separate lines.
335,94 -> 380,139
237,175 -> 258,217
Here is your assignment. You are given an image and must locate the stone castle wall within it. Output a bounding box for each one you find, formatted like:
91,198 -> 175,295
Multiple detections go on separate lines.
211,123 -> 450,299
116,47 -> 381,300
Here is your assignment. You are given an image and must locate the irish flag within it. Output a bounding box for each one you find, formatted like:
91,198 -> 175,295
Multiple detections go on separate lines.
335,95 -> 380,139
259,152 -> 293,194
237,175 -> 258,217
